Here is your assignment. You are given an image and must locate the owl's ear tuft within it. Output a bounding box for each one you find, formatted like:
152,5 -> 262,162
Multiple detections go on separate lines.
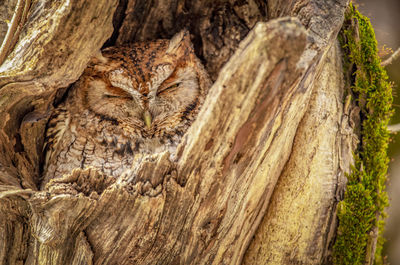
166,29 -> 192,55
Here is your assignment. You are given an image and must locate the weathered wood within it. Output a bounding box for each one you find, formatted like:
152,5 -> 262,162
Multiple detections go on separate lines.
0,0 -> 355,264
0,0 -> 118,264
25,18 -> 309,265
0,0 -> 18,45
243,41 -> 358,264
114,0 -> 268,80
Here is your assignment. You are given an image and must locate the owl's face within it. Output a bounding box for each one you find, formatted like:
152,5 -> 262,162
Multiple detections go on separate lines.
75,31 -> 208,139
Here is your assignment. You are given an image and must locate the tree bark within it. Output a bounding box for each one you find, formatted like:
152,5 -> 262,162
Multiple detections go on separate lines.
0,0 -> 356,264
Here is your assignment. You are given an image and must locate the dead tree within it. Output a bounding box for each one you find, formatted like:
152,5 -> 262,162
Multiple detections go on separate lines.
0,0 -> 372,264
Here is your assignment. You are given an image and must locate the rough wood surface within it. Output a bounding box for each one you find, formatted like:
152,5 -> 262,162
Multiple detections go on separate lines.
243,41 -> 358,265
0,0 -> 354,264
0,0 -> 18,45
113,0 -> 268,80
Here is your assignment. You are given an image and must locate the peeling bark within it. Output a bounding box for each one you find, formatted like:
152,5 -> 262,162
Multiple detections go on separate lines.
0,0 -> 356,264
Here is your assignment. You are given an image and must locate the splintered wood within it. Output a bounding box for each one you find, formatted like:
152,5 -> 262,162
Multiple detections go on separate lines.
0,0 -> 351,264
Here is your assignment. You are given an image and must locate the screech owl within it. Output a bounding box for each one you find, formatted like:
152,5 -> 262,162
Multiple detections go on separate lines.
41,30 -> 211,189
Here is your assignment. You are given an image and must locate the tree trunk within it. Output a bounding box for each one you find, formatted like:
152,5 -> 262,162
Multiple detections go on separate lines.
0,0 -> 366,264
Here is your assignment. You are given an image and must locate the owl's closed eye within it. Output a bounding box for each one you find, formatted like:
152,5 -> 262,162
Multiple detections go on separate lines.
41,30 -> 211,188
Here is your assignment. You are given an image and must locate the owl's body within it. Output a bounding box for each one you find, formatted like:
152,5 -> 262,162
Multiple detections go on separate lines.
41,31 -> 211,189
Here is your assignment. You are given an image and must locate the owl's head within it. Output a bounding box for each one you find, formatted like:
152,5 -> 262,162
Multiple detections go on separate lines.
75,30 -> 210,140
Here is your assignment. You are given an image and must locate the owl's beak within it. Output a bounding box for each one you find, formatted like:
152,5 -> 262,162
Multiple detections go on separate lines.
143,110 -> 152,129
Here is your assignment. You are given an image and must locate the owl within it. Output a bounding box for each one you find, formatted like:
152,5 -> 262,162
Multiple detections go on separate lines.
41,30 -> 211,189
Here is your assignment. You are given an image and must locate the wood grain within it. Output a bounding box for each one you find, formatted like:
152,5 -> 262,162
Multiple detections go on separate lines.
0,0 -> 353,264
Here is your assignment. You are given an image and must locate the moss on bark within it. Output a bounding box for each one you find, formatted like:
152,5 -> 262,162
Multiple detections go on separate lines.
333,3 -> 393,265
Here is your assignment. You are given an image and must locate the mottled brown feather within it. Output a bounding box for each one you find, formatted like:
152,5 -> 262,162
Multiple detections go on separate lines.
41,30 -> 211,189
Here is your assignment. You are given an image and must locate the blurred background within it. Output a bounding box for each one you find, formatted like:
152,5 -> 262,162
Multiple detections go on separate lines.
357,0 -> 400,263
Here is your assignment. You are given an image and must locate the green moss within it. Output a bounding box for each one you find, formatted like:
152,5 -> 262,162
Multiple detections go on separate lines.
333,3 -> 393,265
